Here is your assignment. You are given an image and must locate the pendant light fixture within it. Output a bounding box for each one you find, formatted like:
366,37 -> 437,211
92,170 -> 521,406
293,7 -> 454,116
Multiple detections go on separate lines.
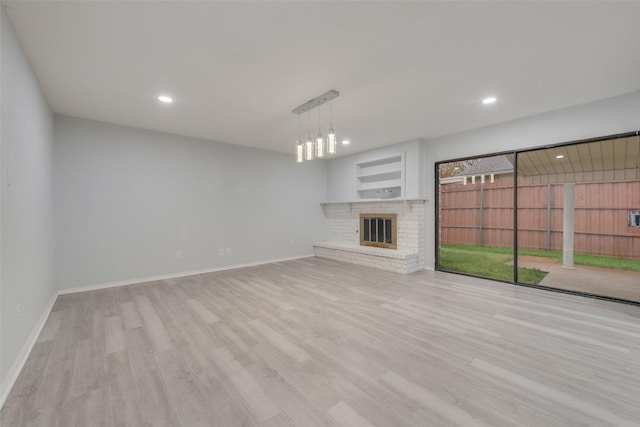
292,90 -> 339,162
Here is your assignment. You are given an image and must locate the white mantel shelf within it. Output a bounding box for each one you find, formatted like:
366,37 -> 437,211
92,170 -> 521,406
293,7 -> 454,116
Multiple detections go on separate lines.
321,198 -> 428,205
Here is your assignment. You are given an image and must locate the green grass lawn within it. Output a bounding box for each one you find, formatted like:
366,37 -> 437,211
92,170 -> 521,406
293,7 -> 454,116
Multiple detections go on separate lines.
439,244 -> 640,284
439,245 -> 548,283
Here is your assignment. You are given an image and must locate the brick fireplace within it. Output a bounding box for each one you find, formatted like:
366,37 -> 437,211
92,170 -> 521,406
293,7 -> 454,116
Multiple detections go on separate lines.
314,200 -> 425,274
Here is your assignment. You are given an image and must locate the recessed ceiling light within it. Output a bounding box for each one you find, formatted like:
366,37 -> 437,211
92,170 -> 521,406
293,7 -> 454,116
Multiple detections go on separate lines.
342,139 -> 350,145
556,154 -> 564,159
482,97 -> 497,105
158,95 -> 173,103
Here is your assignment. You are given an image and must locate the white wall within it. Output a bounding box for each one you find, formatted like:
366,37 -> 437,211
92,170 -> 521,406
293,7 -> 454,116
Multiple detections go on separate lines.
53,116 -> 327,289
326,139 -> 424,202
423,91 -> 640,269
1,9 -> 55,394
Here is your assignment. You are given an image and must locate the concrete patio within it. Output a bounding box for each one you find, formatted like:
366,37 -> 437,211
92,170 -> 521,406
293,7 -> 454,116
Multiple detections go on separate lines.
517,256 -> 640,302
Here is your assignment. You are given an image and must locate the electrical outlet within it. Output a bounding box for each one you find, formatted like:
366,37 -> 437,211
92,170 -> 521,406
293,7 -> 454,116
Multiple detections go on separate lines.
16,304 -> 21,319
175,250 -> 183,260
219,248 -> 225,256
226,248 -> 231,255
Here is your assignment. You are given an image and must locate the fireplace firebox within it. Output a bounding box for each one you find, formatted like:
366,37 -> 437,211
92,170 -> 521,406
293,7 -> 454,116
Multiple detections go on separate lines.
360,213 -> 397,249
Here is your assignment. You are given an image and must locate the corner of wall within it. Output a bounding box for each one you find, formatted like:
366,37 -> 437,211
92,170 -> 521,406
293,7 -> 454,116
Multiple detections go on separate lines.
1,7 -> 57,406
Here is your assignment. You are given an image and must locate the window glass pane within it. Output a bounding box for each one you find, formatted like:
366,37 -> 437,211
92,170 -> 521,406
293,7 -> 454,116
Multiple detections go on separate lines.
370,219 -> 376,242
377,219 -> 384,242
437,155 -> 514,283
385,219 -> 392,243
363,219 -> 370,241
516,138 -> 640,302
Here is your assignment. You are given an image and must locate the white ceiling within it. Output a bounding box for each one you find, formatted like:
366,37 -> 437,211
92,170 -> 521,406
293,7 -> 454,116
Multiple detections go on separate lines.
4,1 -> 640,156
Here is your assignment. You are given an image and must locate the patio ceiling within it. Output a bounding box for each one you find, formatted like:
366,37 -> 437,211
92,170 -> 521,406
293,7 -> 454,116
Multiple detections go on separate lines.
512,135 -> 640,185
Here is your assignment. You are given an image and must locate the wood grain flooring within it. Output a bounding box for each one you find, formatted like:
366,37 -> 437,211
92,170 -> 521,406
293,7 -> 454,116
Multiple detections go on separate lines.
2,257 -> 640,426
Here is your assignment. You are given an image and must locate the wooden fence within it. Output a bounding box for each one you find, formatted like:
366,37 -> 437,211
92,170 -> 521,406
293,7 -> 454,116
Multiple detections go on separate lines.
439,180 -> 640,259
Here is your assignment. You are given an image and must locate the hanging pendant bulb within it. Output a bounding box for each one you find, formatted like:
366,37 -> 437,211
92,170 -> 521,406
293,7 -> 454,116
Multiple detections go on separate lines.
315,132 -> 325,158
304,110 -> 314,160
304,137 -> 314,160
327,129 -> 337,155
315,105 -> 325,158
295,113 -> 304,163
327,98 -> 337,155
295,141 -> 304,163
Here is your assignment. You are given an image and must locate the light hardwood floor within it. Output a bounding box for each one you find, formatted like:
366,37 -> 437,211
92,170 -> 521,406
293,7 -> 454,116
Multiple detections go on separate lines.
2,257 -> 640,426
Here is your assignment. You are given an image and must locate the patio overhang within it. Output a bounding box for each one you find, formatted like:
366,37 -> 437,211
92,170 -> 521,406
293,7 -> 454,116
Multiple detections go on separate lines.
508,135 -> 640,185
508,134 -> 640,270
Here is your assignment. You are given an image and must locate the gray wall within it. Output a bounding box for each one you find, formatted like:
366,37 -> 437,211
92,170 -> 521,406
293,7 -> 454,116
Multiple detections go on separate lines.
53,116 -> 327,289
1,10 -> 55,388
423,91 -> 640,269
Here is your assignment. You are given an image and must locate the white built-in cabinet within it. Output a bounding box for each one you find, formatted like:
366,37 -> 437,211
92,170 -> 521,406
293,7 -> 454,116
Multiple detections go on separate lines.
355,154 -> 405,200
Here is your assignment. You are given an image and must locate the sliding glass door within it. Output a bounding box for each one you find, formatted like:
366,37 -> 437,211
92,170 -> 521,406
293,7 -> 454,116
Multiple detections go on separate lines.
437,133 -> 640,303
516,137 -> 640,302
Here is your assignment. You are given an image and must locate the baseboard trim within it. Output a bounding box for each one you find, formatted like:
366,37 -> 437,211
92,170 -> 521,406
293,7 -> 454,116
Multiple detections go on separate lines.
58,254 -> 315,295
0,291 -> 58,409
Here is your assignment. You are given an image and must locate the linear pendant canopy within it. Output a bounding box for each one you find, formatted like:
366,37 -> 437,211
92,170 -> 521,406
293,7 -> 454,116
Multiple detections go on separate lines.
292,90 -> 339,115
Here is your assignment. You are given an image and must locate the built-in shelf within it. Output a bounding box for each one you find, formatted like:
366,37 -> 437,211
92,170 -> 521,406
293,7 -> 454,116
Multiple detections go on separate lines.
358,180 -> 402,192
356,170 -> 402,183
355,154 -> 405,200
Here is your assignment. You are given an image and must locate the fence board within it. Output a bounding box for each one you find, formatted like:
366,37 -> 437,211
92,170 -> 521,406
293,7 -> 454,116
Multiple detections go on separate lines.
439,180 -> 640,259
